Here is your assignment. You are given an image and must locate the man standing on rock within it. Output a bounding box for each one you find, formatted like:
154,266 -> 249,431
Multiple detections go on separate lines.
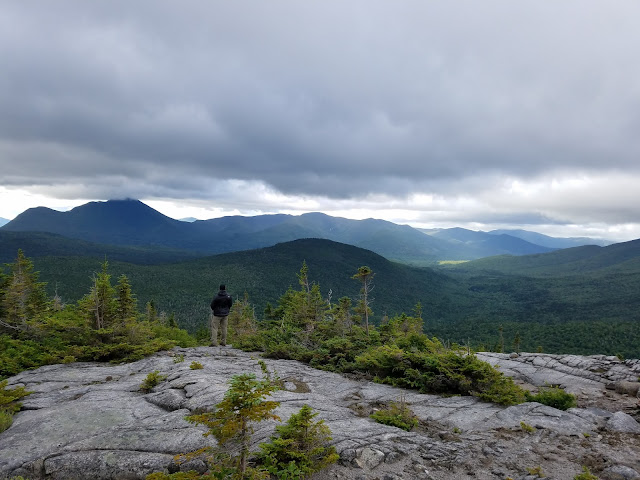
210,284 -> 233,346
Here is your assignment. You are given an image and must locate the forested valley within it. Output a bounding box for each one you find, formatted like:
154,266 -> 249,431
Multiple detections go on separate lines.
9,237 -> 638,359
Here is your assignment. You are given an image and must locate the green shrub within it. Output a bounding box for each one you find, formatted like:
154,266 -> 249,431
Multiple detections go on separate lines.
189,361 -> 203,370
520,421 -> 535,433
525,386 -> 577,411
527,466 -> 544,476
259,404 -> 339,479
173,354 -> 185,363
354,345 -> 526,405
140,370 -> 167,393
574,466 -> 598,480
151,325 -> 198,348
0,409 -> 13,433
0,380 -> 31,414
370,397 -> 418,432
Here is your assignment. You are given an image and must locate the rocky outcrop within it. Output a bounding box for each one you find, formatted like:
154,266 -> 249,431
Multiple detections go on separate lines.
1,348 -> 639,480
477,352 -> 640,414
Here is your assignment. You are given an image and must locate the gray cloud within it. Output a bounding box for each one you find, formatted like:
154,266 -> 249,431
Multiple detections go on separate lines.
1,0 -> 640,238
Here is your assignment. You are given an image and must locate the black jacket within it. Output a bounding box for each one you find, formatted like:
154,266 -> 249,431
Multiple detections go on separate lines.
211,290 -> 233,317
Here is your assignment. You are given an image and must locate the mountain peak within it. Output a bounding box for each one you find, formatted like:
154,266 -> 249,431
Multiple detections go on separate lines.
2,198 -> 182,245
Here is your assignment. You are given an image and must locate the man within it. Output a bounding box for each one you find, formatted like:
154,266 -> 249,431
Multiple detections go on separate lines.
210,284 -> 233,346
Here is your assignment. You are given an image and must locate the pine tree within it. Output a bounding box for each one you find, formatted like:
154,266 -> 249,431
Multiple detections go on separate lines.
145,301 -> 158,323
352,266 -> 374,335
513,332 -> 522,354
166,312 -> 178,328
228,292 -> 258,341
271,263 -> 328,334
297,260 -> 310,294
330,296 -> 353,336
115,274 -> 137,322
78,261 -> 117,330
0,250 -> 50,334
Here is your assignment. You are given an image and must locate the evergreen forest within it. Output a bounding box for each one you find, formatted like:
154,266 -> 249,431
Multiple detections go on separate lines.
5,236 -> 637,359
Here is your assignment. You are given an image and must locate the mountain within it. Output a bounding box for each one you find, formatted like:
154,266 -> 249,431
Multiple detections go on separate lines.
426,227 -> 556,257
489,228 -> 612,248
449,238 -> 640,277
0,200 -> 465,263
2,199 -> 193,249
0,217 -> 8,227
2,199 -> 581,264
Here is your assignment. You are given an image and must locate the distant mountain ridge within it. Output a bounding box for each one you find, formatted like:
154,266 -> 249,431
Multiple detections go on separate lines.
425,227 -> 557,257
0,199 -> 610,263
489,229 -> 612,248
0,217 -> 9,227
449,238 -> 640,277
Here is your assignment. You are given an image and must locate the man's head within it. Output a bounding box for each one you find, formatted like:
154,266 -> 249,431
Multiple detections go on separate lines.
219,284 -> 226,291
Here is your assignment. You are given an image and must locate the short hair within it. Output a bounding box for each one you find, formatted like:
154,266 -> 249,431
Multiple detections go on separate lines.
219,284 -> 226,290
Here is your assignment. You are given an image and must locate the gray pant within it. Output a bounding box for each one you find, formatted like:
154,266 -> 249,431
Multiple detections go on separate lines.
210,313 -> 228,346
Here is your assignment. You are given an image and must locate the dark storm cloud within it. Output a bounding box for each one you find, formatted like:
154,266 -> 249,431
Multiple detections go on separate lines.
1,0 -> 640,232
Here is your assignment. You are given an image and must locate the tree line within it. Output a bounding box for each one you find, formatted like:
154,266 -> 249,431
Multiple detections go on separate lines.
0,250 -> 195,378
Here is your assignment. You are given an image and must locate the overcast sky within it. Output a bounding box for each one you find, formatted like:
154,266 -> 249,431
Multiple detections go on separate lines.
1,1 -> 640,241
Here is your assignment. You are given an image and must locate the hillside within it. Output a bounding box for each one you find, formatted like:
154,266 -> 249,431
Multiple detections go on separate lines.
0,231 -> 200,265
449,238 -> 640,277
428,239 -> 640,356
2,198 -> 585,263
0,217 -> 8,227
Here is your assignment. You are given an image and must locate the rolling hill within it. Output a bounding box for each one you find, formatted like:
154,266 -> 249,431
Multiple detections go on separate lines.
0,217 -> 8,227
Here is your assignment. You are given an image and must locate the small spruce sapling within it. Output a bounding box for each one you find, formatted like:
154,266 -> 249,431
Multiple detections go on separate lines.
140,371 -> 167,393
574,466 -> 598,480
259,404 -> 338,479
186,367 -> 280,478
189,361 -> 203,370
